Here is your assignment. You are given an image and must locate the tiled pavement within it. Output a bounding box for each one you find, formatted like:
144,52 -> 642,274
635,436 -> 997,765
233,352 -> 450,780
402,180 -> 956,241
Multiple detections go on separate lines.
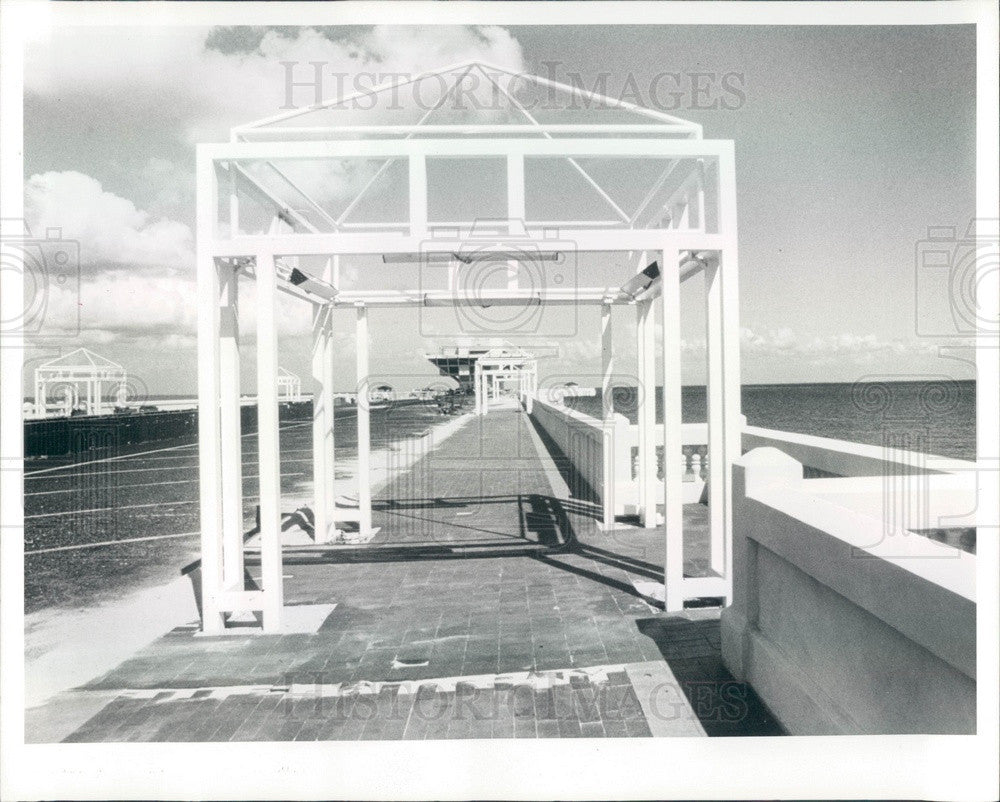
38,409 -> 782,741
64,666 -> 669,743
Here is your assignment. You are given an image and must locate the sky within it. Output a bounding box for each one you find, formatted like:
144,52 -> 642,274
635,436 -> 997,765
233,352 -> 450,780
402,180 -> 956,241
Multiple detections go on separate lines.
22,23 -> 977,394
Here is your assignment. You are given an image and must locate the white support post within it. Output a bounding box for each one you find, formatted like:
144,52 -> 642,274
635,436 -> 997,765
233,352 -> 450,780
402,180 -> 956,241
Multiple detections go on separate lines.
323,300 -> 336,521
311,304 -> 328,542
601,304 -> 614,420
705,257 -> 726,578
34,376 -> 41,416
474,361 -> 482,415
219,265 -> 245,590
718,146 -> 742,602
507,154 -> 525,289
636,300 -> 647,524
256,252 -> 284,632
228,159 -> 239,237
661,250 -> 685,612
95,379 -> 102,415
693,160 -> 706,232
640,298 -> 657,528
312,257 -> 337,543
601,302 -> 615,528
409,154 -> 427,239
196,150 -> 225,634
356,304 -> 372,535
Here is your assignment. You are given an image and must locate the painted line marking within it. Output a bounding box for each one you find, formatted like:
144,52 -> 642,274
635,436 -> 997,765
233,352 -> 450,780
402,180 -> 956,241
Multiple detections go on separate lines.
26,531 -> 202,555
25,459 -> 313,482
24,472 -> 306,497
24,421 -> 312,477
26,445 -> 318,468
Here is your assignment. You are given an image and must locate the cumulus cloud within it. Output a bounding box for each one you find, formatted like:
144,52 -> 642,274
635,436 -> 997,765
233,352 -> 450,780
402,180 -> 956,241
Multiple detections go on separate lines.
41,268 -> 322,348
25,171 -> 193,271
737,327 -> 949,362
26,25 -> 525,143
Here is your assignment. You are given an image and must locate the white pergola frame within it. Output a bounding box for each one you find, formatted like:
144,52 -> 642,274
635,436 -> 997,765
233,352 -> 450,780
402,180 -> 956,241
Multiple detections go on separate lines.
277,367 -> 302,402
196,61 -> 741,632
473,349 -> 539,416
34,348 -> 127,417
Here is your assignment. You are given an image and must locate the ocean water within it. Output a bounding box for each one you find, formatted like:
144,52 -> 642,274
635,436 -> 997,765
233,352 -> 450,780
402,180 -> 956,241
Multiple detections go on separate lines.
566,380 -> 976,461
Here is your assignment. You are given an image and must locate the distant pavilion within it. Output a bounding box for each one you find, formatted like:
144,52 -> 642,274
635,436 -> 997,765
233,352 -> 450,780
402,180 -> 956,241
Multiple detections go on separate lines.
34,347 -> 127,417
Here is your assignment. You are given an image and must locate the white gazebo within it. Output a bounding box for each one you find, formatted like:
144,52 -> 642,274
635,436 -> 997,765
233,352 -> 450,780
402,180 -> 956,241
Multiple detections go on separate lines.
277,367 -> 302,402
196,61 -> 741,632
34,348 -> 127,417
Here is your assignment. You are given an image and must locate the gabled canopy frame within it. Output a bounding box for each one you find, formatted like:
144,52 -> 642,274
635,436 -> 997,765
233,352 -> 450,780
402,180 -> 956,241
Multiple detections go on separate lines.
277,367 -> 303,402
196,61 -> 741,633
473,346 -> 539,416
34,347 -> 127,417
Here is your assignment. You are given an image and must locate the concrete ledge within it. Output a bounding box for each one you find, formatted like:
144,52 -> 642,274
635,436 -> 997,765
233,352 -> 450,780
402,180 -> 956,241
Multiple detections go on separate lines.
722,447 -> 977,735
742,425 -> 974,477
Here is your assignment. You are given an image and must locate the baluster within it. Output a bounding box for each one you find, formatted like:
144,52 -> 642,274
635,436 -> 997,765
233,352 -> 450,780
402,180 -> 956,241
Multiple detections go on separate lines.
691,450 -> 703,481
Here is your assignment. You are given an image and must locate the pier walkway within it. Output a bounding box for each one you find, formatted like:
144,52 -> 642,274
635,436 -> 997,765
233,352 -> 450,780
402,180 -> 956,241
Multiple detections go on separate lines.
29,408 -> 781,742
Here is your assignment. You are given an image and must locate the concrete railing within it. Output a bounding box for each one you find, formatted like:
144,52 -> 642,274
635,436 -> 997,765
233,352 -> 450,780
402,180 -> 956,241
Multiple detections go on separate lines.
721,447 -> 976,735
741,424 -> 971,477
528,397 -> 712,511
626,422 -> 710,505
529,396 -> 631,509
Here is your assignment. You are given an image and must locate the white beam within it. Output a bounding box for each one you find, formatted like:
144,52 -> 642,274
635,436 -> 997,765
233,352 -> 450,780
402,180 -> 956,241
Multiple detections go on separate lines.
256,253 -> 284,632
476,61 -> 703,133
202,137 -> 730,161
335,65 -> 476,230
661,249 -> 685,612
212,230 -> 728,258
477,66 -> 630,224
237,124 -> 700,140
237,58 -> 483,131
